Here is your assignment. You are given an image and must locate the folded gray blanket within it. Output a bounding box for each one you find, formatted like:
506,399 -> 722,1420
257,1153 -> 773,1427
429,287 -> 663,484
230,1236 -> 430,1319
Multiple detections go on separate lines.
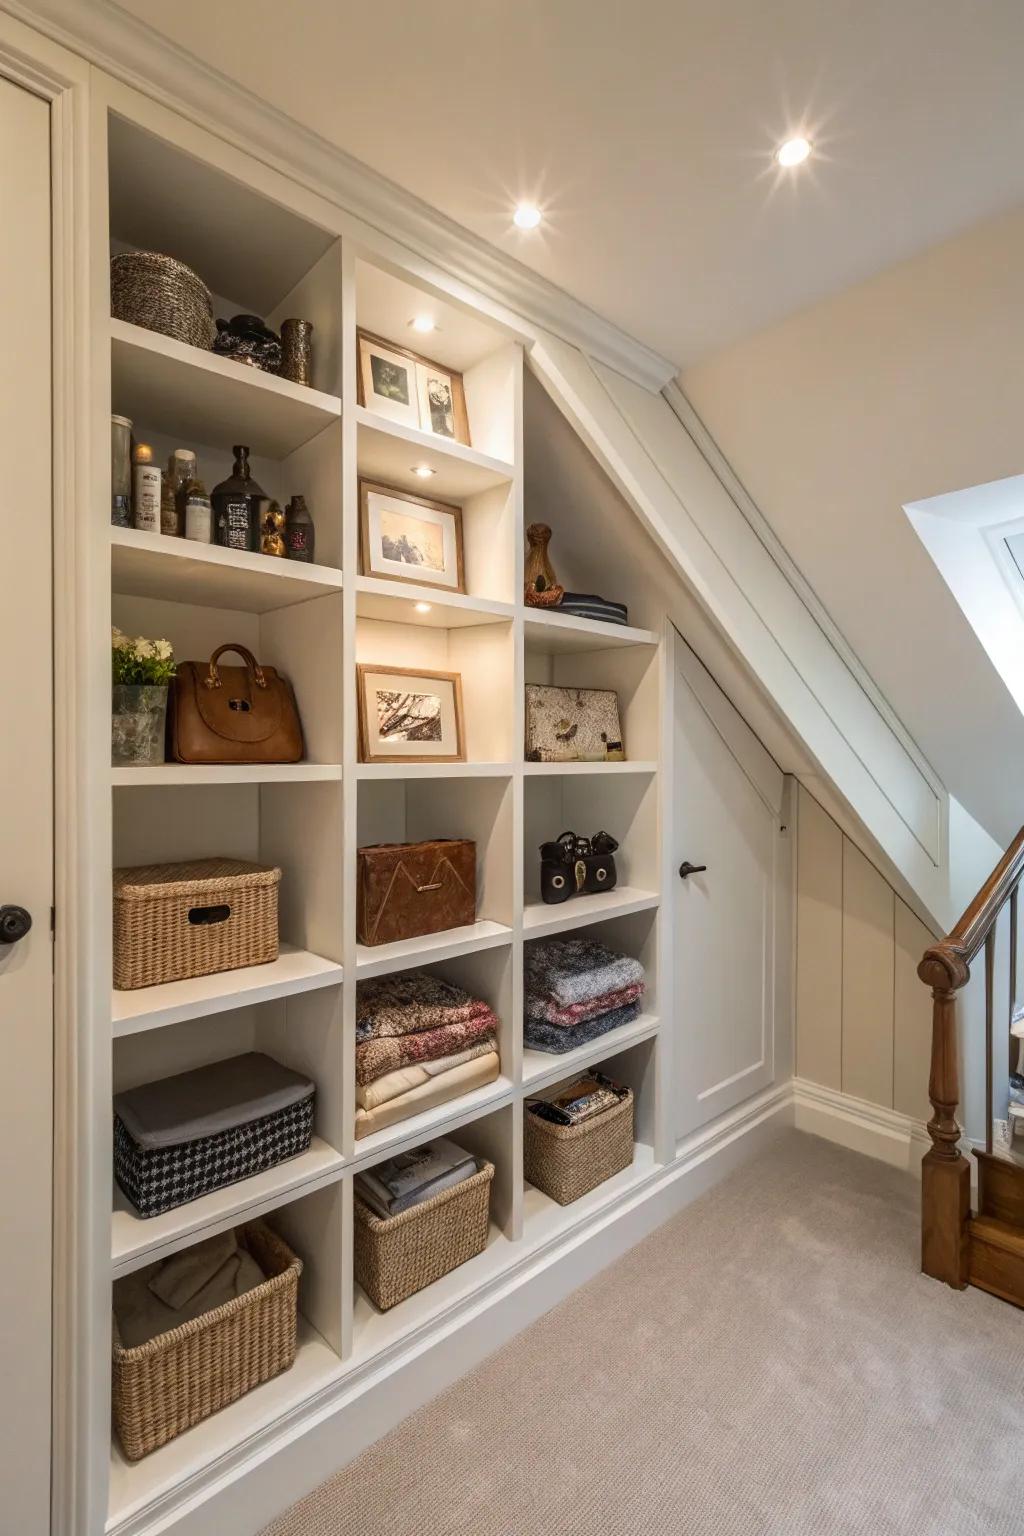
523,999 -> 642,1054
524,937 -> 644,1009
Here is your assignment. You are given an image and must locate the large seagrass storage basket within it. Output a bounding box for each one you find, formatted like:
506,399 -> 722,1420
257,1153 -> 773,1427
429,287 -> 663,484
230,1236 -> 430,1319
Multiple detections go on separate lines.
112,1221 -> 301,1461
112,858 -> 280,990
110,250 -> 215,350
524,1089 -> 634,1205
354,1161 -> 494,1311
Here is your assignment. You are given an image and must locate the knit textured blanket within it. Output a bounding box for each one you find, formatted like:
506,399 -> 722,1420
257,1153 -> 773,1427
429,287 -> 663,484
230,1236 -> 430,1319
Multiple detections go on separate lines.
524,937 -> 644,1010
356,970 -> 491,1043
526,980 -> 645,1027
356,1010 -> 499,1085
523,999 -> 642,1055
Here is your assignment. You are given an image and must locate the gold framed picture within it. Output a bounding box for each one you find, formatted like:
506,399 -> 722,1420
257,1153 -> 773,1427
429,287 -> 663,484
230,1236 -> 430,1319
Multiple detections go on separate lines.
359,479 -> 465,593
357,329 -> 471,445
357,663 -> 466,763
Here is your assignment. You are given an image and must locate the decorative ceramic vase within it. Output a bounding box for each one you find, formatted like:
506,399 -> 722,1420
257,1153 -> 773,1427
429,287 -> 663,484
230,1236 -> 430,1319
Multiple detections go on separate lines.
524,522 -> 564,607
280,318 -> 314,386
111,684 -> 169,767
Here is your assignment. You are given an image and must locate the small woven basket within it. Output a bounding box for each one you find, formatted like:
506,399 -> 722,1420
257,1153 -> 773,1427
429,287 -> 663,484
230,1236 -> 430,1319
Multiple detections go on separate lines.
110,250 -> 215,350
112,1221 -> 301,1461
112,858 -> 280,990
524,1089 -> 634,1205
354,1161 -> 494,1311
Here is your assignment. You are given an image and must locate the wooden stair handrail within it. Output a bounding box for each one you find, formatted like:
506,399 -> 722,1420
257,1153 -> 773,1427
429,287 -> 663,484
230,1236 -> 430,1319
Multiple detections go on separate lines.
918,825 -> 1024,992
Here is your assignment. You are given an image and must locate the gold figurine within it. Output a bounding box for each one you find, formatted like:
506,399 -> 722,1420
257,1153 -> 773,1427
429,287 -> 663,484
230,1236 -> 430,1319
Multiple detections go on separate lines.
260,499 -> 288,558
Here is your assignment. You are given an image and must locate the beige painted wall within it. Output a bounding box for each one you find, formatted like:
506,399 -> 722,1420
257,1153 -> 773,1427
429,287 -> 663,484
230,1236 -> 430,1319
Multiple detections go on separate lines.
796,784 -> 935,1120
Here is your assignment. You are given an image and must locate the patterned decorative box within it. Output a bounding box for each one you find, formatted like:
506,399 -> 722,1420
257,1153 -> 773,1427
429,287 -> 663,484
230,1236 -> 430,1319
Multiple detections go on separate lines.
113,1052 -> 315,1218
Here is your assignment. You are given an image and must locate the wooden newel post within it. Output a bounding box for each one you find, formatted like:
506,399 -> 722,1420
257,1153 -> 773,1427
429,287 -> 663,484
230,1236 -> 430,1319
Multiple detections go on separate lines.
918,952 -> 970,1289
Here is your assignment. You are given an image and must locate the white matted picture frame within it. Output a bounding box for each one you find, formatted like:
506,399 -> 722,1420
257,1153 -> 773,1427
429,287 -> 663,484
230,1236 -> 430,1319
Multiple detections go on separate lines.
357,663 -> 466,763
359,479 -> 466,592
356,329 -> 471,445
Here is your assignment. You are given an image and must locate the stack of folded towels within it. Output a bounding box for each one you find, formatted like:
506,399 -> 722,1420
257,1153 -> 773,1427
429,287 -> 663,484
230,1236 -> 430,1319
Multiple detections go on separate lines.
524,936 -> 645,1054
354,1137 -> 478,1219
355,971 -> 501,1139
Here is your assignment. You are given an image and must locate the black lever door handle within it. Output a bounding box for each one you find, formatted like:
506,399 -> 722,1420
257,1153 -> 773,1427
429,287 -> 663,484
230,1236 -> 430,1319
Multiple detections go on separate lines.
678,861 -> 707,880
0,905 -> 32,944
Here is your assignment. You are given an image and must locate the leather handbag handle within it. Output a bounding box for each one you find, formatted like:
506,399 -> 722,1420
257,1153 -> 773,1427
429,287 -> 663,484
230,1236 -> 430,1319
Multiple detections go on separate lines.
205,643 -> 267,691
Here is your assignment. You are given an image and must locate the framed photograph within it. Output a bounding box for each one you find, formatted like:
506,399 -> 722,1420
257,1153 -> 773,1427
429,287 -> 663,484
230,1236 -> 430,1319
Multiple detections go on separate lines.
357,664 -> 466,763
356,329 -> 471,445
359,479 -> 465,592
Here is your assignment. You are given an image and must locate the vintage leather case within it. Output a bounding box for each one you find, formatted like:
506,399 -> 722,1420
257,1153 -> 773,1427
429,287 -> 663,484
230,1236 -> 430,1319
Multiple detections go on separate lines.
356,839 -> 476,946
169,643 -> 303,764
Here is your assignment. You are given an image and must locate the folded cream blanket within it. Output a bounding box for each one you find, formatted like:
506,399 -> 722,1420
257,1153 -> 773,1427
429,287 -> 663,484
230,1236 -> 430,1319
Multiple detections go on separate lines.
357,1038 -> 497,1112
354,1050 -> 500,1140
113,1230 -> 265,1348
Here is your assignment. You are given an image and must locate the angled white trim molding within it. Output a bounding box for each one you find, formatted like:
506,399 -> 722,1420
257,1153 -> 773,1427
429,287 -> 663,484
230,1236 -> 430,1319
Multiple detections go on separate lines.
792,1077 -> 931,1174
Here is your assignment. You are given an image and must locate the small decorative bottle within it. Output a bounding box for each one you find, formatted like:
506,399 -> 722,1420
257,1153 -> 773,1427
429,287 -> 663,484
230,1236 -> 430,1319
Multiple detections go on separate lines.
184,477 -> 213,543
211,445 -> 265,553
160,448 -> 196,537
284,494 -> 315,563
132,443 -> 161,535
110,414 -> 133,528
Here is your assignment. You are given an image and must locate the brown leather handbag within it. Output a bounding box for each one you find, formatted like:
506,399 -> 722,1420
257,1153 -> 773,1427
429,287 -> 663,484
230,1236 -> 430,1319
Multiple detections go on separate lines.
169,644 -> 304,764
357,839 -> 476,946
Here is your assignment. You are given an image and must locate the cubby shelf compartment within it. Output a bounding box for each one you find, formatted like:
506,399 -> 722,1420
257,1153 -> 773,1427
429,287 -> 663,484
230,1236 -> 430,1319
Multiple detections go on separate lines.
354,574 -> 515,629
111,526 -> 344,614
355,921 -> 512,979
355,405 -> 515,500
111,1136 -> 344,1278
111,319 -> 341,458
112,944 -> 344,1037
522,887 -> 660,939
107,1317 -> 342,1531
111,764 -> 343,787
350,1077 -> 516,1168
524,610 -> 658,654
522,760 -> 658,776
521,1014 -> 661,1090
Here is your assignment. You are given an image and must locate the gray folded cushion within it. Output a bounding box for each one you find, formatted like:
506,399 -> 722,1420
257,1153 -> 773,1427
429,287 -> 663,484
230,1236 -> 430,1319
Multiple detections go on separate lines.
114,1051 -> 315,1149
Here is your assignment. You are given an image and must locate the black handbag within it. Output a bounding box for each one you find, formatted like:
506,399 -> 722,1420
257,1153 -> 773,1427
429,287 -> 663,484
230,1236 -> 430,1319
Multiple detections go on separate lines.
539,830 -> 619,905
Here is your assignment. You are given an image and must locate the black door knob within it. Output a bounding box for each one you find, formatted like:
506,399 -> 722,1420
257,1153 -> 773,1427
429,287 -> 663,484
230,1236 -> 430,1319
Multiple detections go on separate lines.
678,861 -> 708,880
0,905 -> 32,944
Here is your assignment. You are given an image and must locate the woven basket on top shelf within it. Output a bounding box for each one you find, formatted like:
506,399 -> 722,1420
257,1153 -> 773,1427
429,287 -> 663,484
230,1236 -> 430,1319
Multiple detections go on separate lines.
112,857 -> 280,990
524,1088 -> 634,1206
110,250 -> 216,351
354,1161 -> 494,1311
112,1221 -> 301,1461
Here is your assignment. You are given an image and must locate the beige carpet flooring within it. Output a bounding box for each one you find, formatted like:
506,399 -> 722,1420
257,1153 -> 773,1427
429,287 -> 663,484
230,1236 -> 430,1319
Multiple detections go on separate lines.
263,1132 -> 1024,1536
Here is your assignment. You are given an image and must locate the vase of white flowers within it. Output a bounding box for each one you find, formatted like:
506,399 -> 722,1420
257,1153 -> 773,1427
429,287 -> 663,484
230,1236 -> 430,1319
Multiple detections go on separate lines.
111,628 -> 176,766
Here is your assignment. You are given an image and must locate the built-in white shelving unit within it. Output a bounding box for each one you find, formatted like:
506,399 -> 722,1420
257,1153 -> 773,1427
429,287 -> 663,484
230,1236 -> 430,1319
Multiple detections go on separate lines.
86,87 -> 672,1536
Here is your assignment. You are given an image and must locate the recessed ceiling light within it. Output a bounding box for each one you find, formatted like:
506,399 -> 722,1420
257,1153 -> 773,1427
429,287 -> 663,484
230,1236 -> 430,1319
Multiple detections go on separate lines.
412,464 -> 436,478
409,315 -> 436,333
776,136 -> 812,168
513,202 -> 542,230
414,601 -> 432,614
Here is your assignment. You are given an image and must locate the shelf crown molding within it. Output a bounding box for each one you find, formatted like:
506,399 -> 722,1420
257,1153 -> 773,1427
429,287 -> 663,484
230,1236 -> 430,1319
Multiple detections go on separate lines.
4,0 -> 678,393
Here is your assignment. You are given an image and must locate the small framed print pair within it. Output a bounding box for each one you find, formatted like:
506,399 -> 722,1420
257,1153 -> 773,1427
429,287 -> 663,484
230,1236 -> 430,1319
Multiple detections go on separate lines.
357,664 -> 465,764
359,478 -> 465,594
357,329 -> 470,445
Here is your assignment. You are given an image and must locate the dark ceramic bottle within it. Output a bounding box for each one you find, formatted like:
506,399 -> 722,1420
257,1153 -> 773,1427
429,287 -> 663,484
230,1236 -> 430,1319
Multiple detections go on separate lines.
212,446 -> 265,553
284,493 -> 316,563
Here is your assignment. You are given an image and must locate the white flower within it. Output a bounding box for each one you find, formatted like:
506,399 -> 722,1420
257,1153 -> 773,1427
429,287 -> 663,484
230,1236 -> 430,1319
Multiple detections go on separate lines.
154,639 -> 173,660
134,638 -> 155,659
111,626 -> 129,649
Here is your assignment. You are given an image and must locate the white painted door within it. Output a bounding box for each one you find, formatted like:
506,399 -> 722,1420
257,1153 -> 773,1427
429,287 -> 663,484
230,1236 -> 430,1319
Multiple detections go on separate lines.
673,638 -> 786,1138
0,74 -> 53,1533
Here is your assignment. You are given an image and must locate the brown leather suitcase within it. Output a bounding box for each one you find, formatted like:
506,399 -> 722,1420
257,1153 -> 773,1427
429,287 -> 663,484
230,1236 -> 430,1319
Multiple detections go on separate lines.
356,839 -> 476,946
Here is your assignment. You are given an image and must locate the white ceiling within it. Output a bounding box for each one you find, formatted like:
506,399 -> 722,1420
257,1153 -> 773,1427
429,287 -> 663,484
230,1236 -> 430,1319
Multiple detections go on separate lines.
115,0 -> 1024,369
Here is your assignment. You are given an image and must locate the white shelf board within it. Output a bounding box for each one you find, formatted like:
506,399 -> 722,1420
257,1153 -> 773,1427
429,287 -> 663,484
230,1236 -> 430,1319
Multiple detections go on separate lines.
112,762 -> 342,787
522,887 -> 660,939
355,919 -> 512,979
522,1143 -> 658,1244
112,944 -> 343,1037
355,405 -> 515,500
522,1014 -> 661,1090
524,608 -> 658,654
112,1137 -> 344,1277
522,760 -> 658,776
111,318 -> 341,458
354,574 -> 515,629
107,1317 -> 342,1530
350,1076 -> 516,1169
111,526 -> 343,614
356,761 -> 514,780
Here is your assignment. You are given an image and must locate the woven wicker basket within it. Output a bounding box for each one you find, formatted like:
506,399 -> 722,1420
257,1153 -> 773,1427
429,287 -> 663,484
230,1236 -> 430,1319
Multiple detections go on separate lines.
524,1089 -> 634,1205
354,1161 -> 494,1311
110,250 -> 215,351
112,1221 -> 301,1461
112,858 -> 280,991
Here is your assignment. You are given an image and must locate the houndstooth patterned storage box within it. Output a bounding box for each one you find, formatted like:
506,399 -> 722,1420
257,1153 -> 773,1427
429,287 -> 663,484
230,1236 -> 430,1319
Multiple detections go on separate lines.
113,1053 -> 315,1218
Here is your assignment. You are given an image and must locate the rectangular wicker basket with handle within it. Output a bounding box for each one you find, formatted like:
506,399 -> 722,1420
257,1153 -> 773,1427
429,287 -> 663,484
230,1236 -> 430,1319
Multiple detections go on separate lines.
524,1089 -> 634,1205
354,1160 -> 494,1310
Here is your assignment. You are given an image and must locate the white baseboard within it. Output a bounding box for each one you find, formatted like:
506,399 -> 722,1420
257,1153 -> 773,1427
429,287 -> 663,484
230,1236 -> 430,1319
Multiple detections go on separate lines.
792,1077 -> 931,1174
138,1082 -> 793,1536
